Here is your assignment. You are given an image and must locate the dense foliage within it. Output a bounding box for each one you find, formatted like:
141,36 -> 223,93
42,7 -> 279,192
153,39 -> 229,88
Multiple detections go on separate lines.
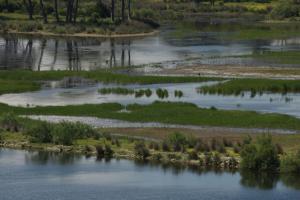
240,135 -> 280,171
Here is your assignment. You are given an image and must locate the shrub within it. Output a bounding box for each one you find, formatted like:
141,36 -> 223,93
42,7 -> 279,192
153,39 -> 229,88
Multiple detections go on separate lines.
186,135 -> 197,148
240,135 -> 280,171
151,153 -> 163,161
188,150 -> 198,160
227,157 -> 239,169
96,144 -> 105,157
162,141 -> 170,152
52,122 -> 76,145
213,152 -> 222,167
134,142 -> 150,160
204,152 -> 213,166
26,121 -> 53,143
270,0 -> 300,20
104,144 -> 114,158
168,132 -> 186,152
280,150 -> 300,173
51,121 -> 96,145
0,112 -> 21,132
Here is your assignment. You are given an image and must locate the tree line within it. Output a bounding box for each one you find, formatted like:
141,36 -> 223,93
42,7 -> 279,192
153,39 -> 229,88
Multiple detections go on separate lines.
21,0 -> 132,24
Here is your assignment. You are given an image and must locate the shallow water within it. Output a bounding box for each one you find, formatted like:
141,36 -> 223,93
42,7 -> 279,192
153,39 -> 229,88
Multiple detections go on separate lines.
0,149 -> 300,200
1,23 -> 300,71
1,82 -> 300,118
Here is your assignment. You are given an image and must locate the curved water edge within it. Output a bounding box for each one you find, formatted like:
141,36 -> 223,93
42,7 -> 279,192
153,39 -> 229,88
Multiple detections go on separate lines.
6,29 -> 160,39
0,148 -> 300,200
24,115 -> 298,135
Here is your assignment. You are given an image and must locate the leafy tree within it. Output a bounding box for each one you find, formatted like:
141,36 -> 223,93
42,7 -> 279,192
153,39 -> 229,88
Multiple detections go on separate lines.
240,134 -> 280,171
26,121 -> 53,143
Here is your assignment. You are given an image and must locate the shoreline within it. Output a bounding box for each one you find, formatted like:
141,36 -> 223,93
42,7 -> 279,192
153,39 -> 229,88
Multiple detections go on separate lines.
150,65 -> 300,80
3,30 -> 160,39
0,141 -> 240,170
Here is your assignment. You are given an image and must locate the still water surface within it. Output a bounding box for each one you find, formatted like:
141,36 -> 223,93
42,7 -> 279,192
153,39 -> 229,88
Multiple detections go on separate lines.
0,148 -> 300,200
1,24 -> 300,71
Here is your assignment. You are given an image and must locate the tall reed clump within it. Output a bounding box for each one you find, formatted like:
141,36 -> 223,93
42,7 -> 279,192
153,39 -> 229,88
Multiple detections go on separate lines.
174,90 -> 183,98
156,88 -> 169,99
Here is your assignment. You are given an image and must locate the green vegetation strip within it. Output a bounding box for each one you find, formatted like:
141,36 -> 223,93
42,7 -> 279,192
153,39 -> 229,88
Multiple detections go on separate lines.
0,70 -> 221,94
200,79 -> 300,96
1,101 -> 300,131
251,51 -> 300,65
0,80 -> 40,95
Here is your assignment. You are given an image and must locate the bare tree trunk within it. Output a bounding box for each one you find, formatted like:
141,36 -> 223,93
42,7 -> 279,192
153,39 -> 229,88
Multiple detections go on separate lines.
23,0 -> 34,20
38,39 -> 47,71
111,0 -> 115,22
40,0 -> 48,23
128,0 -> 131,20
54,0 -> 60,22
66,0 -> 74,23
121,0 -> 125,22
73,0 -> 79,24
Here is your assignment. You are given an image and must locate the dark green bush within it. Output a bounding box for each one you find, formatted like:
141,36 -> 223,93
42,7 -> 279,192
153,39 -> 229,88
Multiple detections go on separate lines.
104,144 -> 114,158
168,132 -> 187,152
96,144 -> 105,157
0,112 -> 21,132
240,134 -> 280,171
26,121 -> 53,143
280,150 -> 300,173
134,141 -> 150,160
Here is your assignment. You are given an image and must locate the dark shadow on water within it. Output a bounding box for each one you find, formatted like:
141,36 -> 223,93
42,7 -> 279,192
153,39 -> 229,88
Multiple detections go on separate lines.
239,170 -> 280,190
24,150 -> 81,165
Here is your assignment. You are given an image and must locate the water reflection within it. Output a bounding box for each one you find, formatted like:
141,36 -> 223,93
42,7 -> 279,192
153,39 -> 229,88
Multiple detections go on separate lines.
1,28 -> 300,71
1,148 -> 300,200
240,170 -> 280,190
0,35 -> 133,71
25,150 -> 81,165
5,148 -> 300,191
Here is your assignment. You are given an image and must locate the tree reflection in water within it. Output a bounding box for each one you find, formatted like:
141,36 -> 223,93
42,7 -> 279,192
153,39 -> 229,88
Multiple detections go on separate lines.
24,150 -> 81,165
240,170 -> 280,190
0,35 -> 132,71
16,149 -> 300,191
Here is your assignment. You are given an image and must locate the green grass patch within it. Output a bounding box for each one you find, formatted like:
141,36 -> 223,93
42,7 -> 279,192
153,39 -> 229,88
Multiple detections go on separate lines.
250,51 -> 300,65
0,70 -> 220,84
1,101 -> 300,131
0,70 -> 220,94
0,80 -> 40,95
200,79 -> 300,96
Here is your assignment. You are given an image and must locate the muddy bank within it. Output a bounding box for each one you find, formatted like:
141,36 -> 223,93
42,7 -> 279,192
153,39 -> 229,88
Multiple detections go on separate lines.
147,65 -> 300,80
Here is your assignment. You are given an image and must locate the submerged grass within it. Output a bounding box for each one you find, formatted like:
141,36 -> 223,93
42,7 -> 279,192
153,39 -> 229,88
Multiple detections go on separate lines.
1,101 -> 300,131
199,79 -> 300,96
